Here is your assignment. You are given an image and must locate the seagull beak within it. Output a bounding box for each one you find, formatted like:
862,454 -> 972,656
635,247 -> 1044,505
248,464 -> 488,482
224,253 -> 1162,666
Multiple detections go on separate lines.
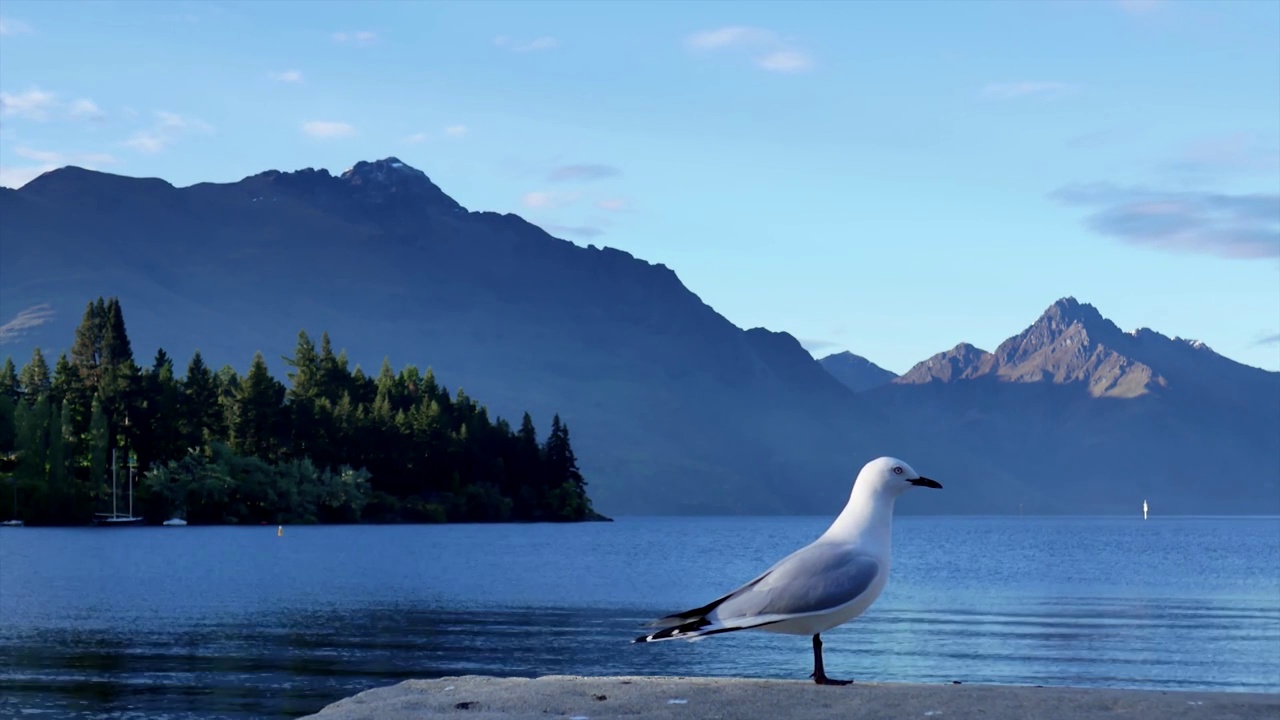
909,477 -> 943,489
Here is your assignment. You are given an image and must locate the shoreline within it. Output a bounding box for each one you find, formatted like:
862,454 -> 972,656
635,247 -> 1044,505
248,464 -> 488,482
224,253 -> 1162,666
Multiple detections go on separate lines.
302,675 -> 1279,719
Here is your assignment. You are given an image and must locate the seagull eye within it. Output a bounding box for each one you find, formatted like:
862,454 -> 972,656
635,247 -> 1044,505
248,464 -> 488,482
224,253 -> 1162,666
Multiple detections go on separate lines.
893,466 -> 903,475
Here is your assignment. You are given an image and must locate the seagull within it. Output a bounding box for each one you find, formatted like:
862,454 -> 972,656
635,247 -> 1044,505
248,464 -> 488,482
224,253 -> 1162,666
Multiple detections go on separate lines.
633,456 -> 943,685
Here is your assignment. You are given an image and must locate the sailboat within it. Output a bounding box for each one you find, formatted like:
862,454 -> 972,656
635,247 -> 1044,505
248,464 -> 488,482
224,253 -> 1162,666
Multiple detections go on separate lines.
92,448 -> 144,526
1143,499 -> 1149,520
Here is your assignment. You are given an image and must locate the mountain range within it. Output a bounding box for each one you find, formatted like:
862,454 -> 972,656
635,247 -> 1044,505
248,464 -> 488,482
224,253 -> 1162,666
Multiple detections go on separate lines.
2,158 -> 1276,515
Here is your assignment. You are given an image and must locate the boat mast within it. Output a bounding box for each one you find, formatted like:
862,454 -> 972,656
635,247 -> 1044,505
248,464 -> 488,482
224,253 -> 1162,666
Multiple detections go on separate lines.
112,447 -> 118,517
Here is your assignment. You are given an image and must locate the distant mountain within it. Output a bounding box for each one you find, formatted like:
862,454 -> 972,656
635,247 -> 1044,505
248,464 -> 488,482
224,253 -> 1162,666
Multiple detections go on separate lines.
870,297 -> 1280,515
896,342 -> 990,384
3,161 -> 1276,515
897,297 -> 1165,397
818,351 -> 897,392
0,158 -> 882,516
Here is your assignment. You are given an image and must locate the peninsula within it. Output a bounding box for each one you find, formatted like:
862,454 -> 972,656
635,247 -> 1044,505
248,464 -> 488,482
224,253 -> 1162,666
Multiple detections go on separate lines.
0,296 -> 606,526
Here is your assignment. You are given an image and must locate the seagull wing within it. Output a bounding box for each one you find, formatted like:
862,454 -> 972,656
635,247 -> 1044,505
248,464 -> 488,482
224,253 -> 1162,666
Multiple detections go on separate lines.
712,542 -> 882,621
638,541 -> 882,641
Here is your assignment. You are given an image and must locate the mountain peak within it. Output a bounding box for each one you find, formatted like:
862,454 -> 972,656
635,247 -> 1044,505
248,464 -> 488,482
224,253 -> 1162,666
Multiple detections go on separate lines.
333,157 -> 463,212
1041,296 -> 1108,328
894,342 -> 992,384
340,157 -> 425,184
818,351 -> 897,392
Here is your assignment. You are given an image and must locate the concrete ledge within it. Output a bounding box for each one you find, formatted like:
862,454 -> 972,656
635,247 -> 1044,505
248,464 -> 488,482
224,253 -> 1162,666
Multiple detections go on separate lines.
302,675 -> 1279,720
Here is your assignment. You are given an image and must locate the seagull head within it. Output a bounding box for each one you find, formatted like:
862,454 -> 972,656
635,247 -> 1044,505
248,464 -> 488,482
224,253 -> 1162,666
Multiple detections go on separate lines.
856,456 -> 943,498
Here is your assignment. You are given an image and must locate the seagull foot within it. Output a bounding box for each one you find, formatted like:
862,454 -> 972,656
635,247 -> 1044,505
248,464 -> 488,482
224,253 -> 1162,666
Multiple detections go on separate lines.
810,673 -> 853,686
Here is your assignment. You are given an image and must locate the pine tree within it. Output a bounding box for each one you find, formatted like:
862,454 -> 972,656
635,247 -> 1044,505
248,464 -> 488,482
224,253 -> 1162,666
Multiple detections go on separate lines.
70,299 -> 107,391
50,353 -> 75,409
317,331 -> 347,403
0,358 -> 19,401
559,421 -> 587,495
141,349 -> 183,468
230,351 -> 285,460
285,330 -> 321,401
18,347 -> 51,399
101,298 -> 135,372
285,331 -> 327,461
98,299 -> 138,438
182,351 -> 223,448
540,414 -> 591,520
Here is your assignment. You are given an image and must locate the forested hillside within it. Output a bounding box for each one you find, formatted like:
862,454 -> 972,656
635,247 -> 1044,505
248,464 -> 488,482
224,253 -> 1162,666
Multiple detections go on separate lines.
0,297 -> 603,525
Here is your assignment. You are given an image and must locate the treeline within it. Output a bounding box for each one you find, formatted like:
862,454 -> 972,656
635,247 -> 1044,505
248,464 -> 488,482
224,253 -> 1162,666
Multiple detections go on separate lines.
0,297 -> 605,525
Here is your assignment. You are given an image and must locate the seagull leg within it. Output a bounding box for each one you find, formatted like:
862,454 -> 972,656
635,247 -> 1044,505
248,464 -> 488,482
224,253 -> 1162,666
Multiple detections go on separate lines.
810,634 -> 852,686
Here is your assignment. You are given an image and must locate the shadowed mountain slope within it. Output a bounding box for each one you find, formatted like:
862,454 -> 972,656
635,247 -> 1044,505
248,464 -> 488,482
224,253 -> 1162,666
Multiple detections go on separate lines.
0,159 -> 885,515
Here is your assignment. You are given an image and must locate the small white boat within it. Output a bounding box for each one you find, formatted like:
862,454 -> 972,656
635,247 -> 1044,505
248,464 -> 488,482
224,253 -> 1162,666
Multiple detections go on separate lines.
0,519 -> 23,527
1143,499 -> 1149,520
163,518 -> 188,526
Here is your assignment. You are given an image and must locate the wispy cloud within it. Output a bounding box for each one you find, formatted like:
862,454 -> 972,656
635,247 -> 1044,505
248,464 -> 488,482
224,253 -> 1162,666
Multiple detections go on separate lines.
68,98 -> 105,122
1052,183 -> 1280,260
271,70 -> 304,83
799,337 -> 841,354
0,88 -> 56,120
522,191 -> 579,209
1,90 -> 107,123
1163,133 -> 1280,177
596,198 -> 630,212
494,35 -> 559,52
685,26 -> 813,73
0,16 -> 31,36
14,146 -> 115,166
405,125 -> 469,144
0,304 -> 55,344
981,81 -> 1078,100
301,120 -> 356,139
688,26 -> 776,50
1255,333 -> 1280,346
548,163 -> 621,182
333,30 -> 376,44
123,111 -> 214,153
757,50 -> 812,73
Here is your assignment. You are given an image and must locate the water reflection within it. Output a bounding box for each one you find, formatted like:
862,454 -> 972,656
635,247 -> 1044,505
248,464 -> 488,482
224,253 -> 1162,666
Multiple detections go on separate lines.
2,516 -> 1278,719
4,595 -> 1277,719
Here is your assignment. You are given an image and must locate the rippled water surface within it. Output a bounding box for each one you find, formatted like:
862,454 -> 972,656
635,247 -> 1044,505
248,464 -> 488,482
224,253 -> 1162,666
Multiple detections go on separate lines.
2,516 -> 1278,719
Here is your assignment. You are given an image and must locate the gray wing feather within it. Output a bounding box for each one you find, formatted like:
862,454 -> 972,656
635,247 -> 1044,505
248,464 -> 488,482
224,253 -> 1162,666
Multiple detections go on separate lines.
714,543 -> 881,619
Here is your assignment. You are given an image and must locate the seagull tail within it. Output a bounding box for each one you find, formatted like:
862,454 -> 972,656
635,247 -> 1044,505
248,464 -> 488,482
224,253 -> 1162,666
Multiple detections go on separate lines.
632,615 -> 784,644
633,617 -> 714,643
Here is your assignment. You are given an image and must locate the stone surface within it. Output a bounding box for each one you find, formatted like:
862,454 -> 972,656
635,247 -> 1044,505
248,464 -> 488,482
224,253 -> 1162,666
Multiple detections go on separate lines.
302,675 -> 1279,720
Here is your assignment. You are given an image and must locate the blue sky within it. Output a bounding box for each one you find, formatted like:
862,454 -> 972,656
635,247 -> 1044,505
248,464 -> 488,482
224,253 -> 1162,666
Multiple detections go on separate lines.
1,0 -> 1277,372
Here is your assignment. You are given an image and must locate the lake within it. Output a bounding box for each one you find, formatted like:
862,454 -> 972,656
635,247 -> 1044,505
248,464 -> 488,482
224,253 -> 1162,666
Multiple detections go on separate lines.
1,516 -> 1278,719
